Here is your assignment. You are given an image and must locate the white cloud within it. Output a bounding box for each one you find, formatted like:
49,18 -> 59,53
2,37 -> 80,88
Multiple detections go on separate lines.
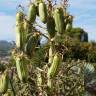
0,13 -> 16,41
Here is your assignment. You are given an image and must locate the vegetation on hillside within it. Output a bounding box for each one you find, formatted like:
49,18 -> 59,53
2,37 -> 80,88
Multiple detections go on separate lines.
0,40 -> 15,56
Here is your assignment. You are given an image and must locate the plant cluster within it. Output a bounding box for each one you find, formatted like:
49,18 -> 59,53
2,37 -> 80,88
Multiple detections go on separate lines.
0,0 -> 96,96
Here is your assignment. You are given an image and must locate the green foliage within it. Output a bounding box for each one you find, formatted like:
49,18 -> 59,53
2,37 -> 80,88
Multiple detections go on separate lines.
63,38 -> 96,63
65,27 -> 88,42
28,4 -> 36,23
54,7 -> 65,34
84,63 -> 96,83
0,63 -> 6,72
47,16 -> 56,38
30,47 -> 46,68
0,71 -> 9,94
5,60 -> 85,96
39,2 -> 47,23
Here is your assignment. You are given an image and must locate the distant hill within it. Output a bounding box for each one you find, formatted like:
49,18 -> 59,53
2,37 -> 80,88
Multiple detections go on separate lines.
0,40 -> 15,56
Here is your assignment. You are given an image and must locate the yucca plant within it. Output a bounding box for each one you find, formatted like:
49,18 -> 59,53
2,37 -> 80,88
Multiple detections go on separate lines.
84,63 -> 96,84
84,63 -> 96,95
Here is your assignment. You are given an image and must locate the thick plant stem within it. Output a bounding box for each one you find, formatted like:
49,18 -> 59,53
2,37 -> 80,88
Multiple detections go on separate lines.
9,78 -> 16,96
37,71 -> 42,89
47,77 -> 53,89
47,77 -> 52,95
47,77 -> 54,96
48,40 -> 55,64
48,45 -> 53,64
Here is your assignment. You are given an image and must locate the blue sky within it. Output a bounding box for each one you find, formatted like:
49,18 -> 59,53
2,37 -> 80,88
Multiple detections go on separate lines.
0,0 -> 96,41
